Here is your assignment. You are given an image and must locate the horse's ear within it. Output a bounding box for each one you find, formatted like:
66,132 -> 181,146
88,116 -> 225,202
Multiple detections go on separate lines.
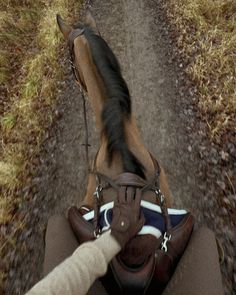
56,14 -> 72,39
85,10 -> 100,35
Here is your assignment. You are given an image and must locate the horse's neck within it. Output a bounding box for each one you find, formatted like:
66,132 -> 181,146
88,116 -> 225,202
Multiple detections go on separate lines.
74,37 -> 155,179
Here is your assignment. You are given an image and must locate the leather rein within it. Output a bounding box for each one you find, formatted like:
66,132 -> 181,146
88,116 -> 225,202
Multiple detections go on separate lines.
68,28 -> 90,171
68,28 -> 85,85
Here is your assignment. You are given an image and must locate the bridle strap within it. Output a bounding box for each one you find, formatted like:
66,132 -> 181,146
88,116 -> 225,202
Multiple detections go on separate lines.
67,28 -> 91,172
82,90 -> 90,172
68,28 -> 85,86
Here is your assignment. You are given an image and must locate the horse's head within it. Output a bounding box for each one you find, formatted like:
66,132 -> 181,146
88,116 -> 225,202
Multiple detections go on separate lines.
57,12 -> 101,93
57,11 -> 100,39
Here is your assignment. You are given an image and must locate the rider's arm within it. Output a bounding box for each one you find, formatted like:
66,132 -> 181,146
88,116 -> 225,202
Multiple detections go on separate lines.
26,230 -> 121,295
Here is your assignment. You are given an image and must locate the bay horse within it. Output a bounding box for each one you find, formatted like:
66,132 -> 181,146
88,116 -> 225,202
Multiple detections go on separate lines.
57,12 -> 172,210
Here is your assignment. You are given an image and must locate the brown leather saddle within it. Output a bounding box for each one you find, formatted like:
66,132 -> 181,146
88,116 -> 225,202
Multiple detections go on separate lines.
68,156 -> 194,295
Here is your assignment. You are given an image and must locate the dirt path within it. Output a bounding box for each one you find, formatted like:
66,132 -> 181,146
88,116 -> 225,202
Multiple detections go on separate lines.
5,0 -> 235,294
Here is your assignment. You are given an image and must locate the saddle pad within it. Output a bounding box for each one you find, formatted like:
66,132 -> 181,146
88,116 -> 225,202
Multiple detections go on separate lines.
83,200 -> 187,239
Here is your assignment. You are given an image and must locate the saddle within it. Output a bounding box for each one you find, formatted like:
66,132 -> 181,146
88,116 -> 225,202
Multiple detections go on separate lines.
68,157 -> 194,294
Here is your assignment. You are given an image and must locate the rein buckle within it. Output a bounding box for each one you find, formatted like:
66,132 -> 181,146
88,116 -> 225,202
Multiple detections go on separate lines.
93,185 -> 103,199
155,189 -> 165,204
161,232 -> 172,252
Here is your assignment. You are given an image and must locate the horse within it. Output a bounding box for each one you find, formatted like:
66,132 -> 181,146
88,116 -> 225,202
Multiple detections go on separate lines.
56,11 -> 182,294
57,12 -> 172,210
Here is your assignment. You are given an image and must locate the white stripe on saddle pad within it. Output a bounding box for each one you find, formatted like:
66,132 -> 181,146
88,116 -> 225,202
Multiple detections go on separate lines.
83,200 -> 187,221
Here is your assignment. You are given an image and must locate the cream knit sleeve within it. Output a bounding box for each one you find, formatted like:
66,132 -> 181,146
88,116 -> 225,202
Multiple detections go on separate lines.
26,230 -> 121,295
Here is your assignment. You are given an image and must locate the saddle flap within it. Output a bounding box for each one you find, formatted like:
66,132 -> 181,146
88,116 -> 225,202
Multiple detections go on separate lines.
154,212 -> 194,286
68,206 -> 94,244
168,212 -> 194,254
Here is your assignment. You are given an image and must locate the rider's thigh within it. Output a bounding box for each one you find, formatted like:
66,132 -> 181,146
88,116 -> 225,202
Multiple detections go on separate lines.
43,215 -> 79,276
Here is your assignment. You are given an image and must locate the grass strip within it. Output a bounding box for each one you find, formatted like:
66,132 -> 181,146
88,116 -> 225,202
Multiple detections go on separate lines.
0,0 -> 80,291
164,0 -> 236,138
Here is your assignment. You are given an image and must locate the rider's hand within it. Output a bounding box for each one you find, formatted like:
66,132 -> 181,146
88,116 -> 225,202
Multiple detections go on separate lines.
111,187 -> 145,248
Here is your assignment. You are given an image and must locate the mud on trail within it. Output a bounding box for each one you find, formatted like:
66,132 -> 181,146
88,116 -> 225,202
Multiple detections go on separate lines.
5,0 -> 235,294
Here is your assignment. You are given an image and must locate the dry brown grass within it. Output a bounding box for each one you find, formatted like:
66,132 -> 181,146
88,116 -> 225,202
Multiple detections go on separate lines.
0,0 -> 80,291
165,0 -> 236,138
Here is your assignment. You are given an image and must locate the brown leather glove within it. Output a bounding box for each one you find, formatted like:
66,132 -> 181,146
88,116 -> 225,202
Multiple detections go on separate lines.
111,187 -> 145,248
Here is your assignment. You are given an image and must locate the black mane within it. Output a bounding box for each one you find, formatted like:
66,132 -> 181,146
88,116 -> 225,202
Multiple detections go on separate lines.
75,24 -> 145,178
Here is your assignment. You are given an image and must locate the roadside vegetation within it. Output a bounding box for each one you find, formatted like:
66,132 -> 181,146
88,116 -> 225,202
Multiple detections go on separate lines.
165,0 -> 236,139
0,0 -> 79,291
